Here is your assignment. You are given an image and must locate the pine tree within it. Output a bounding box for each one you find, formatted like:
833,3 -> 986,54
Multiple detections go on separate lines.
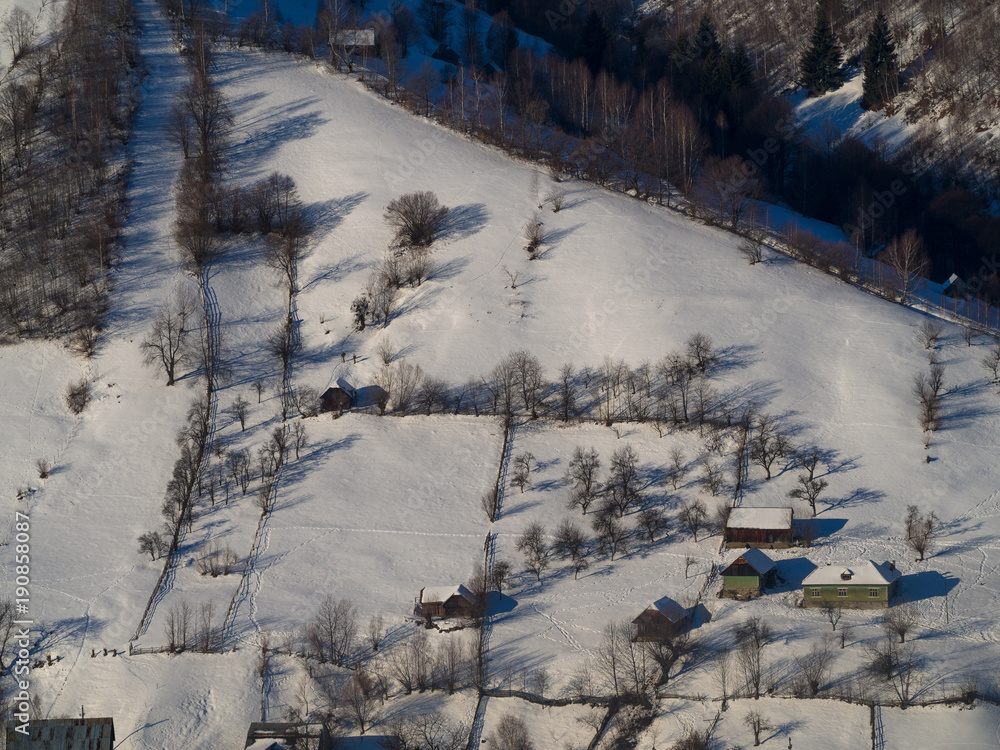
694,15 -> 723,61
578,10 -> 608,76
800,11 -> 846,96
861,11 -> 898,110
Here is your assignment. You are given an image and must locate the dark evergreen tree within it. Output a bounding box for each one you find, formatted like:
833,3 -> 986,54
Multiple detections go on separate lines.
694,14 -> 723,61
861,11 -> 898,110
726,44 -> 753,90
577,10 -> 608,76
800,11 -> 846,96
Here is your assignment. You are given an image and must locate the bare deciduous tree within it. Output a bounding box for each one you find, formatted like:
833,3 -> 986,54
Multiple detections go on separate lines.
591,506 -> 631,561
2,6 -> 35,64
882,229 -> 929,304
638,506 -> 668,543
905,505 -> 938,561
516,521 -> 549,581
881,603 -> 918,643
794,638 -> 835,696
743,709 -> 772,746
138,530 -> 167,560
228,395 -> 249,430
490,713 -> 535,750
384,191 -> 449,248
305,595 -> 358,666
864,634 -> 921,707
140,287 -> 198,386
788,474 -> 828,516
734,616 -> 775,699
678,499 -> 708,542
566,446 -> 601,514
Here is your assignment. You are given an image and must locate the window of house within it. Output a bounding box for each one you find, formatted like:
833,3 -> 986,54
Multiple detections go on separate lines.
811,588 -> 821,597
869,588 -> 879,597
837,588 -> 847,597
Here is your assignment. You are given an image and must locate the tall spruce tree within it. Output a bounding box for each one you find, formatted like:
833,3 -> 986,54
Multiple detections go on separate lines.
578,10 -> 608,76
861,11 -> 898,110
800,11 -> 846,96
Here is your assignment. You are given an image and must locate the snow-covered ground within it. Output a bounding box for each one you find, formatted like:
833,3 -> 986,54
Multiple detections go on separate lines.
3,0 -> 1000,746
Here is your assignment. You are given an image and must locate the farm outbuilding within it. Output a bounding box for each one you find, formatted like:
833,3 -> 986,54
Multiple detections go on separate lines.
724,506 -> 794,548
720,548 -> 776,598
320,387 -> 352,413
244,722 -> 333,749
632,596 -> 689,641
418,584 -> 477,619
6,718 -> 115,750
801,560 -> 901,609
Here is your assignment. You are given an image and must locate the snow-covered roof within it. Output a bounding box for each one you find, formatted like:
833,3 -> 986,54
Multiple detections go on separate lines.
421,583 -> 474,604
725,547 -> 775,575
802,560 -> 901,587
648,596 -> 687,622
727,507 -> 793,530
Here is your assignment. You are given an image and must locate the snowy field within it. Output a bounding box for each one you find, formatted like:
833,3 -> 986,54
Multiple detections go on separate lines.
2,0 -> 1000,746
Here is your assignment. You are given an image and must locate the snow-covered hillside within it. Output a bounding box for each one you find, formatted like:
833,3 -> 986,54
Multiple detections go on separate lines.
3,0 -> 1000,747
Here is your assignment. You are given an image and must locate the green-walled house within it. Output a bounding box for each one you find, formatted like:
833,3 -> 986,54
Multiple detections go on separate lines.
720,548 -> 776,598
801,560 -> 900,609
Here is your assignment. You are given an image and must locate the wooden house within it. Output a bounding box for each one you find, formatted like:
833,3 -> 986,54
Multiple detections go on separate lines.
244,722 -> 333,750
418,584 -> 477,619
6,718 -> 115,750
942,274 -> 970,299
720,548 -> 776,598
724,507 -> 794,548
632,597 -> 689,642
801,560 -> 900,609
320,387 -> 352,413
430,44 -> 460,65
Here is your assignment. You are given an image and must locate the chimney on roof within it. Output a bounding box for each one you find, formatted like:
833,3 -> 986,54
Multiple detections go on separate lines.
890,560 -> 895,571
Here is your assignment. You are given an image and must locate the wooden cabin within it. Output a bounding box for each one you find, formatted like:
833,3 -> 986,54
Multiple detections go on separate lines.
724,507 -> 794,548
720,548 -> 776,598
418,584 -> 477,619
632,597 -> 689,642
320,387 -> 352,413
801,560 -> 900,609
244,722 -> 333,750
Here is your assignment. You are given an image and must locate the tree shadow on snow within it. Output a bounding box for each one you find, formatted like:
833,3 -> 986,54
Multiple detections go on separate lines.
821,487 -> 885,513
439,203 -> 489,241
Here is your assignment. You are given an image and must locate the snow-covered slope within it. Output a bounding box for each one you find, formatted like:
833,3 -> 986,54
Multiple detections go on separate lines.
3,3 -> 1000,746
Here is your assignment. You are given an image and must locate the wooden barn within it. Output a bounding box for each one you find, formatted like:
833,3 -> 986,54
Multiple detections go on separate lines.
418,584 -> 477,619
632,596 -> 689,642
720,548 -> 776,598
724,507 -> 794,548
6,718 -> 115,750
801,560 -> 900,609
244,722 -> 333,750
320,387 -> 352,413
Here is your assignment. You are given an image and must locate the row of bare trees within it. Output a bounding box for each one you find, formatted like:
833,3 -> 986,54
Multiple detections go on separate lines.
0,0 -> 138,346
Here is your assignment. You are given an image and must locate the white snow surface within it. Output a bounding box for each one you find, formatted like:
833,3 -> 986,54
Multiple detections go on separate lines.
2,0 -> 1000,746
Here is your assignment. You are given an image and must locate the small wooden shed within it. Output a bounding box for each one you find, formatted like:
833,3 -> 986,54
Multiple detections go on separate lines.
720,548 -> 776,598
320,387 -> 352,413
418,584 -> 477,619
632,597 -> 689,642
724,507 -> 794,548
